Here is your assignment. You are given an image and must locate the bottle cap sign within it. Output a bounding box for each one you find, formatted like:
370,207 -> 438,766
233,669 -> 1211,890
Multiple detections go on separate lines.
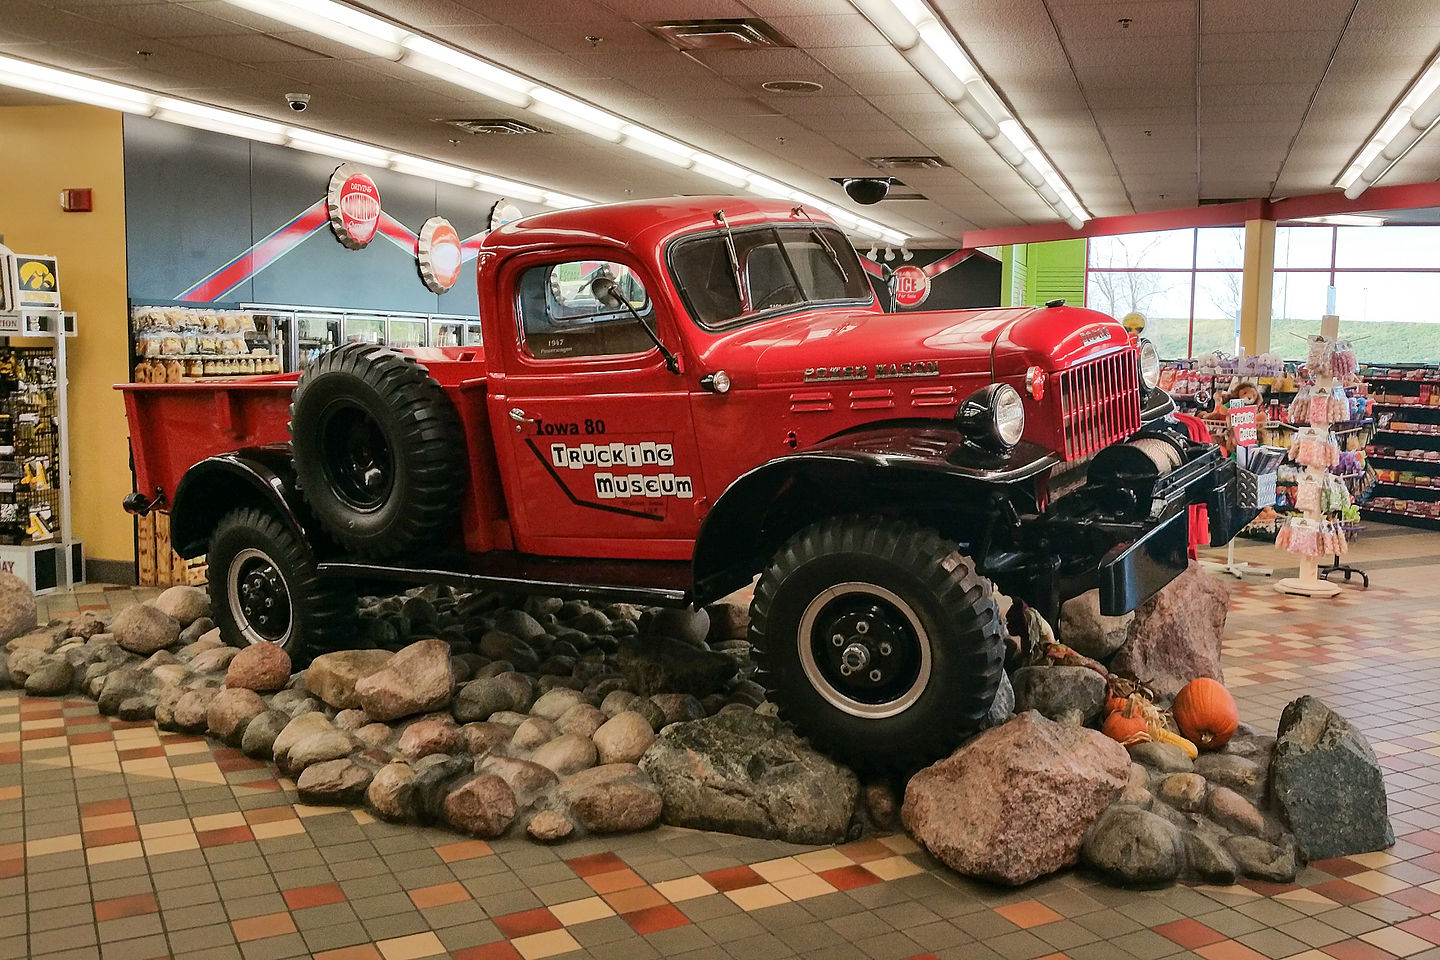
892,264 -> 930,307
327,164 -> 381,249
418,217 -> 463,293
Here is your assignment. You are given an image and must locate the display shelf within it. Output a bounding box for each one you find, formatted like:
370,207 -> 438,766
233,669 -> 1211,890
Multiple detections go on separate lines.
1360,506 -> 1440,528
1368,453 -> 1440,470
1373,401 -> 1440,410
1364,375 -> 1440,385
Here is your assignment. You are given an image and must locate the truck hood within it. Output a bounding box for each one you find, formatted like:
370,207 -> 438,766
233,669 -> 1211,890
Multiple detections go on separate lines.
713,303 -> 1127,387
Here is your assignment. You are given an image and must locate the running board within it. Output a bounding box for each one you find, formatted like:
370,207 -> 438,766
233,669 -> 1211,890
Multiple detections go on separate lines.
317,551 -> 694,608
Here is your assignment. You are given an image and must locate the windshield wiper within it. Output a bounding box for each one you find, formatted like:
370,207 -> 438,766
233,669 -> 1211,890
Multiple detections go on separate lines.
590,277 -> 681,375
810,228 -> 848,283
713,210 -> 748,311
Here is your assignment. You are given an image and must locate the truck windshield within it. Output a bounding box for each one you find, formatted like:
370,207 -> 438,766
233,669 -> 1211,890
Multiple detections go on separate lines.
669,225 -> 872,329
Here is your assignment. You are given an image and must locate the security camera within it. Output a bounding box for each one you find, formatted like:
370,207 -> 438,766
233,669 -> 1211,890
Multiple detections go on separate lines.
843,177 -> 891,205
285,93 -> 311,112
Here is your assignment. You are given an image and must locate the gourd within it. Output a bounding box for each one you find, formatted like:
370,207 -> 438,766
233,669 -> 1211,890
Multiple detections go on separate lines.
1102,708 -> 1149,745
1151,727 -> 1199,759
1172,677 -> 1239,750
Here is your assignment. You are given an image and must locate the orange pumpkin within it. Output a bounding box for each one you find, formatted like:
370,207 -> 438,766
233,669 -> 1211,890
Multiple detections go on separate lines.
1105,694 -> 1131,715
1102,709 -> 1150,745
1172,678 -> 1238,750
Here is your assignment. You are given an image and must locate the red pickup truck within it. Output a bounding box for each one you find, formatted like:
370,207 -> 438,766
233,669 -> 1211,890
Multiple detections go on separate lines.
120,196 -> 1248,771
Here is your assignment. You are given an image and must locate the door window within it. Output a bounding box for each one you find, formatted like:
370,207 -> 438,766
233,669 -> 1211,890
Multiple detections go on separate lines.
517,260 -> 656,360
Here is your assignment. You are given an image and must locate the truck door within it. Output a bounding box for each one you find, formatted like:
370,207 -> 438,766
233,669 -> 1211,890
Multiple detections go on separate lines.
487,253 -> 704,560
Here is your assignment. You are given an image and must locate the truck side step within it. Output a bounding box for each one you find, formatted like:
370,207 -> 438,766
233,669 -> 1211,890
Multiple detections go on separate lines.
317,551 -> 695,608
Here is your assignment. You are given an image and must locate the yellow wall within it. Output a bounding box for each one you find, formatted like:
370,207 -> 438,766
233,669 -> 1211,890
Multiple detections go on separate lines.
0,105 -> 132,569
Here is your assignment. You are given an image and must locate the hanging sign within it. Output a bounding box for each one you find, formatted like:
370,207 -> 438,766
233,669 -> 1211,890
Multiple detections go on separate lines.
327,164 -> 382,249
417,217 -> 463,293
892,264 -> 930,308
1122,312 -> 1146,336
1227,404 -> 1259,447
13,254 -> 60,308
489,199 -> 524,232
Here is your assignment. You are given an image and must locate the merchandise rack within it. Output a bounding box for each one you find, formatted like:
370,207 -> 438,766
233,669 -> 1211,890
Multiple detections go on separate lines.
1359,363 -> 1440,530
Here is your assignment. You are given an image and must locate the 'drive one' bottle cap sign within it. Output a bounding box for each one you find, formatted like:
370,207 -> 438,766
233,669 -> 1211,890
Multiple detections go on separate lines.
327,163 -> 382,249
418,217 -> 463,293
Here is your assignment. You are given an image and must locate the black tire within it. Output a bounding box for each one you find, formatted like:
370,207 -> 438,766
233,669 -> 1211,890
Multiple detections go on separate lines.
208,506 -> 357,660
289,343 -> 465,558
750,516 -> 1006,775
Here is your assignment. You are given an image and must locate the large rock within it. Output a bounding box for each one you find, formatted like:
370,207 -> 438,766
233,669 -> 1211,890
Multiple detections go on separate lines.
152,586 -> 210,627
297,758 -> 373,804
398,719 -> 462,760
206,687 -> 268,743
616,636 -> 736,697
984,670 -> 1015,729
284,729 -> 354,775
1109,561 -> 1227,696
902,711 -> 1129,885
23,657 -> 73,696
241,709 -> 291,758
1059,589 -> 1134,659
225,642 -> 291,692
111,604 -> 180,655
356,639 -> 454,721
1226,835 -> 1299,883
639,711 -> 858,844
0,573 -> 37,644
453,676 -> 519,722
532,733 -> 597,776
643,607 -> 710,647
442,774 -> 517,837
367,762 -> 417,821
304,649 -> 393,710
593,711 -> 655,764
271,712 -> 335,764
1081,805 -> 1185,886
172,688 -> 220,733
1270,696 -> 1394,860
556,763 -> 663,833
1012,666 -> 1107,725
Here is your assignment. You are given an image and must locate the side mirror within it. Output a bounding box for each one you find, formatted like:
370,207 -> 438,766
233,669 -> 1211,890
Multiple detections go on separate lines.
590,276 -> 624,307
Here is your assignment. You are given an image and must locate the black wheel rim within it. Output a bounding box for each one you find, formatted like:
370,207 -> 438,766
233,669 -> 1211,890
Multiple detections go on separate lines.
318,400 -> 394,512
228,548 -> 293,645
798,582 -> 931,717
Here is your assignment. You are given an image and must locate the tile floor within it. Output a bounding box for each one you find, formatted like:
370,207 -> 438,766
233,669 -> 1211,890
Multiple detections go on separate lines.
2,523 -> 1438,960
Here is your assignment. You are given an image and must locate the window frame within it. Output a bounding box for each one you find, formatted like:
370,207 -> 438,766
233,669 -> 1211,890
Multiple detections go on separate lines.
511,255 -> 661,365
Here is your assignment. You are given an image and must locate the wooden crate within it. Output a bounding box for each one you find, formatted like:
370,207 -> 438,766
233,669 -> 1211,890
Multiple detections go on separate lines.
138,512 -> 208,587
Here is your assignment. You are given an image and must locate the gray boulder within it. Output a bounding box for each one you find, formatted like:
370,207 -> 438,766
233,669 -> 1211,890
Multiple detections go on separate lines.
1270,695 -> 1394,860
1081,805 -> 1184,886
111,604 -> 180,655
640,711 -> 857,844
643,607 -> 710,647
241,709 -> 291,758
1184,826 -> 1239,885
1012,665 -> 1106,725
0,573 -> 37,644
297,758 -> 374,804
1129,741 -> 1194,773
555,763 -> 663,833
355,639 -> 454,721
1059,589 -> 1133,659
442,774 -> 517,837
1195,753 -> 1264,800
304,649 -> 393,710
152,586 -> 210,627
453,676 -> 516,722
1225,835 -> 1299,883
616,636 -> 736,698
23,657 -> 73,696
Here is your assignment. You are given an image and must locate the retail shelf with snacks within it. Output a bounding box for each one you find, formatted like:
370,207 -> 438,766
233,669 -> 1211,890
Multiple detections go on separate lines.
129,303 -> 281,382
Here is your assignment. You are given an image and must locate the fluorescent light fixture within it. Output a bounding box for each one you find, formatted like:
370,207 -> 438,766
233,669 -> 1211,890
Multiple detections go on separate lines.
153,97 -> 286,143
1337,51 -> 1440,199
1298,215 -> 1388,227
389,154 -> 478,187
542,192 -> 589,209
221,0 -> 404,59
0,55 -> 155,114
217,0 -> 912,244
849,0 -> 1089,230
475,174 -> 546,204
286,129 -> 393,166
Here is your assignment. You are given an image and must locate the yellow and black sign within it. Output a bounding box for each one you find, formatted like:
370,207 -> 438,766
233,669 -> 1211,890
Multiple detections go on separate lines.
1121,311 -> 1146,336
13,255 -> 59,308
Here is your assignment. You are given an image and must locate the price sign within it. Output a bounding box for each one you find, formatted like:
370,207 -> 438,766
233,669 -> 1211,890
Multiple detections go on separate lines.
1227,404 -> 1259,447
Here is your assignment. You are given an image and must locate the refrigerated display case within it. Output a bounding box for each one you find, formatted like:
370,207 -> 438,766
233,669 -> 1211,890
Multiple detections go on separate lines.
431,318 -> 464,348
240,304 -> 476,371
466,321 -> 484,347
295,313 -> 341,372
387,316 -> 427,349
343,315 -> 386,345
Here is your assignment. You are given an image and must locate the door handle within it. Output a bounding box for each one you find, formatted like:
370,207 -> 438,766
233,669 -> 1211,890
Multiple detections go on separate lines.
509,407 -> 537,432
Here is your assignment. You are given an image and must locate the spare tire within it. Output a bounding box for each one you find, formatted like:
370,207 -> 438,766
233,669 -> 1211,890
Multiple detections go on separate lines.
290,343 -> 465,558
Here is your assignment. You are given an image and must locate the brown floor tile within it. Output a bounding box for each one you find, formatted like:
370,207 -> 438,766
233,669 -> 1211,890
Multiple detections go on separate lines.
230,910 -> 298,942
408,882 -> 470,909
493,907 -> 562,939
284,883 -> 347,910
93,893 -> 159,922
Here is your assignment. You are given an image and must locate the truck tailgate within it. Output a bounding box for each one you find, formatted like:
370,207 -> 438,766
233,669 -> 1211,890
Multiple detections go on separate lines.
118,376 -> 297,503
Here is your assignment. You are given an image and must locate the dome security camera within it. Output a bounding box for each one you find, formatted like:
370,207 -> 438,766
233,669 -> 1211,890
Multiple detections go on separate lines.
842,177 -> 891,205
285,93 -> 311,112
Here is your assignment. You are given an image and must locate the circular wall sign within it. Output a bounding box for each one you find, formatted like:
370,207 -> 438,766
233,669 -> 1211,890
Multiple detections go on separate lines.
327,163 -> 382,249
1122,311 -> 1147,336
489,199 -> 524,232
892,264 -> 931,308
418,217 -> 463,293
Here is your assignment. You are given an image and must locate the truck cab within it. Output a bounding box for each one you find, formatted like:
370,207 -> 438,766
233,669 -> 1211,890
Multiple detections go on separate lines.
121,196 -> 1249,772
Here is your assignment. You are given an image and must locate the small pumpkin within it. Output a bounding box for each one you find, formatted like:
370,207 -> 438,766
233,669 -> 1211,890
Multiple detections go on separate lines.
1172,677 -> 1239,751
1102,709 -> 1149,745
1105,694 -> 1131,715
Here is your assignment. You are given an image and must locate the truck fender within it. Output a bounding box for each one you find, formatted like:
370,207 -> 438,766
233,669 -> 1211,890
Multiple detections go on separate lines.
169,447 -> 316,559
691,425 -> 1057,603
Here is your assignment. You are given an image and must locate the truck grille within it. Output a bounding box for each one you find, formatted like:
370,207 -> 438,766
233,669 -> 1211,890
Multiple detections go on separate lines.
1055,349 -> 1142,459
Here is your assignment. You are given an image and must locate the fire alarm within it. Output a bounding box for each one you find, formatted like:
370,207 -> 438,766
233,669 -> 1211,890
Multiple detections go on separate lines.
60,189 -> 92,212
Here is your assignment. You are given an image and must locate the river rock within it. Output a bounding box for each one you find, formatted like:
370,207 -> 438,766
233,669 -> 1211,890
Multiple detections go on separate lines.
1225,835 -> 1299,883
1270,695 -> 1394,859
526,810 -> 574,842
111,604 -> 180,655
1195,753 -> 1264,799
398,719 -> 462,760
1012,665 -> 1107,725
640,711 -> 857,844
556,704 -> 605,738
593,711 -> 655,764
704,600 -> 748,643
1081,804 -> 1184,886
241,709 -> 291,758
298,758 -> 373,804
271,712 -> 334,763
305,649 -> 393,710
1206,786 -> 1270,838
649,693 -> 705,725
189,647 -> 239,674
356,639 -> 454,721
7,632 -> 54,654
1129,741 -> 1194,773
600,689 -> 637,719
493,610 -> 547,643
0,573 -> 37,644
284,729 -> 354,775
355,723 -> 393,749
461,722 -> 512,756
902,711 -> 1129,885
1060,589 -> 1134,659
1109,561 -> 1227,697
206,687 -> 268,743
1158,773 -> 1207,812
442,774 -> 517,837
225,642 -> 291,692
178,617 -> 215,645
512,717 -> 557,751
985,670 -> 1016,728
617,636 -> 736,697
23,657 -> 73,695
479,632 -> 539,671
532,733 -> 597,776
367,762 -> 416,820
478,755 -> 560,807
643,607 -> 710,647
172,687 -> 219,733
152,586 -> 210,627
531,688 -> 587,721
1184,826 -> 1239,884
453,677 -> 516,722
6,647 -> 45,685
557,763 -> 663,833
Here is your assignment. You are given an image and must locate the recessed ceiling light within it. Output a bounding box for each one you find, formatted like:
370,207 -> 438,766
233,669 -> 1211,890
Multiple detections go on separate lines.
761,80 -> 824,94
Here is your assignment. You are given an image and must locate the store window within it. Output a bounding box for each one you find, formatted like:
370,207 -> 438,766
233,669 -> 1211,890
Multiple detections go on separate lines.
1085,227 -> 1243,359
1273,224 -> 1440,363
516,261 -> 656,360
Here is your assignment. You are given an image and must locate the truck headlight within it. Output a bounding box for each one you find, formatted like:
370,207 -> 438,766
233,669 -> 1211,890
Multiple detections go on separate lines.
959,383 -> 1026,451
1138,338 -> 1161,390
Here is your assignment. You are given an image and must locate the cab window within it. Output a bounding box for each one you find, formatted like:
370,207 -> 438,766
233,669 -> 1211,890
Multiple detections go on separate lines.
516,260 -> 656,360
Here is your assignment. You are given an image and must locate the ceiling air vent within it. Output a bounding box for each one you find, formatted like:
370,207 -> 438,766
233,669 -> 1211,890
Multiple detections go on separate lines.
866,156 -> 950,170
442,118 -> 544,136
644,18 -> 794,51
761,80 -> 823,94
